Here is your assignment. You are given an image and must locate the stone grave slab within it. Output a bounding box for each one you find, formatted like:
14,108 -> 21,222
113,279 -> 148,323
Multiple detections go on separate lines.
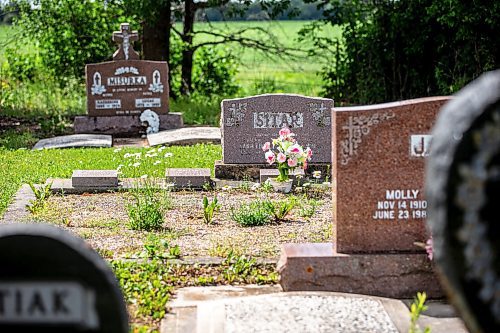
147,126 -> 221,146
165,168 -> 211,188
426,70 -> 500,333
0,223 -> 128,332
221,94 -> 333,164
259,169 -> 305,185
72,170 -> 118,188
334,96 -> 451,253
33,134 -> 112,150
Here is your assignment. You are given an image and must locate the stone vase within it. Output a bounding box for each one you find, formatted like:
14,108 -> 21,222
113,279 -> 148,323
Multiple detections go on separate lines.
269,178 -> 293,194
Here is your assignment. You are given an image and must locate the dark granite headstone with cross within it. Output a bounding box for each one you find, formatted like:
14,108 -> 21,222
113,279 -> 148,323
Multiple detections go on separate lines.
426,70 -> 500,333
75,23 -> 183,136
0,223 -> 128,332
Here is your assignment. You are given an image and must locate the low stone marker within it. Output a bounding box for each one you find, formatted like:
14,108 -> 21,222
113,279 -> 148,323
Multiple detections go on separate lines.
166,168 -> 211,189
0,223 -> 128,332
426,70 -> 500,332
278,96 -> 451,298
215,94 -> 333,180
33,134 -> 112,150
147,127 -> 221,147
72,170 -> 119,188
75,23 -> 182,136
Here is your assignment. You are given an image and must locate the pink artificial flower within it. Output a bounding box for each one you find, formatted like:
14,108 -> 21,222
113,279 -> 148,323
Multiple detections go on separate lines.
279,127 -> 291,138
287,158 -> 298,167
303,159 -> 308,170
425,237 -> 433,261
262,142 -> 271,151
288,144 -> 303,155
277,152 -> 287,163
305,147 -> 313,159
265,150 -> 276,165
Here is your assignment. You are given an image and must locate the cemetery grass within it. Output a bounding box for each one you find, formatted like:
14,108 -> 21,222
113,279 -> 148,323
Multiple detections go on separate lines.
0,144 -> 221,217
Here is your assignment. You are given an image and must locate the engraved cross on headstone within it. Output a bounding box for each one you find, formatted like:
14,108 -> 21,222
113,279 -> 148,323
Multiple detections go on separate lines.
112,23 -> 139,61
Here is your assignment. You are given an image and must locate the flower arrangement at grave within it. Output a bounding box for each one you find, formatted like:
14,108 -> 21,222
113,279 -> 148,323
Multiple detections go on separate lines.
262,127 -> 313,182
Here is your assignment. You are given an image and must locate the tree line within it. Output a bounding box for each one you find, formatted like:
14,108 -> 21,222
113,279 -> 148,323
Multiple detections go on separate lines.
2,0 -> 499,104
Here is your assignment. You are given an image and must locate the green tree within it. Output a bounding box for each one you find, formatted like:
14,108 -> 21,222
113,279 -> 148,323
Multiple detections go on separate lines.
301,0 -> 500,104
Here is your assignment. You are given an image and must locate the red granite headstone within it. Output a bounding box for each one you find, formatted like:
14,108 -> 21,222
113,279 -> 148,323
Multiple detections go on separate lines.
85,23 -> 169,117
333,97 -> 451,253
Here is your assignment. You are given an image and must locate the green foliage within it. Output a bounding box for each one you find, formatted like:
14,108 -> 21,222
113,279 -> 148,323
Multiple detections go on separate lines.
222,250 -> 257,283
299,197 -> 319,218
230,199 -> 274,226
127,183 -> 171,231
202,196 -> 221,224
143,239 -> 181,260
26,181 -> 52,214
192,46 -> 240,97
269,196 -> 297,221
14,0 -> 129,79
409,292 -> 431,333
112,260 -> 173,321
302,0 -> 500,104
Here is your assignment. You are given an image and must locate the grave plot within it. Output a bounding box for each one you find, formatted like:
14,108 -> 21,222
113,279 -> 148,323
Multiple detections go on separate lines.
28,187 -> 332,260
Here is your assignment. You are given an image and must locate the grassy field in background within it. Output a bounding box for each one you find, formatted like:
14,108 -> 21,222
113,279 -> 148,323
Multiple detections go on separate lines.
190,21 -> 341,95
1,21 -> 340,96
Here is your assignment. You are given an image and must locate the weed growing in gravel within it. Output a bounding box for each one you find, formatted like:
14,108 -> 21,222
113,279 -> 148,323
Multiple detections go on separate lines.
202,195 -> 221,224
299,197 -> 320,218
143,241 -> 181,260
230,199 -> 274,226
269,196 -> 297,221
26,182 -> 52,214
127,181 -> 171,231
222,250 -> 257,283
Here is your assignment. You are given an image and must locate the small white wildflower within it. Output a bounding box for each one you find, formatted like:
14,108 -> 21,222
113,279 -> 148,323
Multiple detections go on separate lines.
140,174 -> 148,179
154,160 -> 162,165
164,152 -> 173,158
146,153 -> 158,158
113,148 -> 122,153
124,153 -> 132,158
117,164 -> 124,170
158,146 -> 166,152
132,162 -> 141,167
222,185 -> 232,191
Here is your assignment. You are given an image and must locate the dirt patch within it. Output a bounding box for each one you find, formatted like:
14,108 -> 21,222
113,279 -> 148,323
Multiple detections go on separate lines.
34,189 -> 333,260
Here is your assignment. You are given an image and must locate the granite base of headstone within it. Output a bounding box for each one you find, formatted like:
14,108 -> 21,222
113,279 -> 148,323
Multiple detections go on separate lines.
147,126 -> 221,146
0,223 -> 128,332
165,168 -> 211,189
215,160 -> 330,181
278,96 -> 451,298
74,113 -> 183,137
426,70 -> 500,332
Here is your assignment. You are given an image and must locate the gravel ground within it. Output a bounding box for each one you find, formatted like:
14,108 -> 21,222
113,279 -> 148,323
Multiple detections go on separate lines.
224,295 -> 398,333
35,189 -> 332,259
